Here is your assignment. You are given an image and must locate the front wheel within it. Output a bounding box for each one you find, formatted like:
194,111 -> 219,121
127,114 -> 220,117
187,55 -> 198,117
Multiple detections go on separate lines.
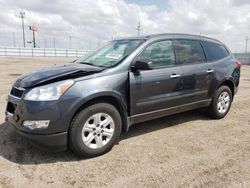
209,85 -> 232,119
69,103 -> 122,157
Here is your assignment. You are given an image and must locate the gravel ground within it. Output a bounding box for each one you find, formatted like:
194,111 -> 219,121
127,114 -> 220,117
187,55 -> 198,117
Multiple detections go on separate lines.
0,57 -> 250,188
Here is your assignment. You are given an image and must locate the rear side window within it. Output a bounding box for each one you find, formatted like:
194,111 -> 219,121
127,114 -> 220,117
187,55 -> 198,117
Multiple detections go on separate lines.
174,40 -> 206,64
202,41 -> 229,61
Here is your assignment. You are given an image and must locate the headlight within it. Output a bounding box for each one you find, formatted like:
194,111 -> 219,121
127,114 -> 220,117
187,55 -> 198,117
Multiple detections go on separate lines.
24,80 -> 75,101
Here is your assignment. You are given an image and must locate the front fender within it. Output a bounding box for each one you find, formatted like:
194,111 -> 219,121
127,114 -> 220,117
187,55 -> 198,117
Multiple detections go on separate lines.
61,72 -> 129,131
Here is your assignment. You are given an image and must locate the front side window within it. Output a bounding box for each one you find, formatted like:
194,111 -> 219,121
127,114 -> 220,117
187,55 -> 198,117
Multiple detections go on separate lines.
174,40 -> 206,64
137,40 -> 176,69
202,41 -> 229,61
75,39 -> 143,68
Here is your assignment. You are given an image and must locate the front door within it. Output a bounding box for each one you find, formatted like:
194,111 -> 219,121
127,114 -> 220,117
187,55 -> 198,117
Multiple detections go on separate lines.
129,40 -> 183,123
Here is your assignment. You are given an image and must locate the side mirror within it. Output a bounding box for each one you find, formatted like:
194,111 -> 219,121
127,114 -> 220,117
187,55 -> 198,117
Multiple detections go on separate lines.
132,59 -> 153,72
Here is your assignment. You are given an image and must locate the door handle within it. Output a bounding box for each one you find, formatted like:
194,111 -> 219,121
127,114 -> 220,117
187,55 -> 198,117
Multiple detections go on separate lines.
170,74 -> 181,79
206,69 -> 214,73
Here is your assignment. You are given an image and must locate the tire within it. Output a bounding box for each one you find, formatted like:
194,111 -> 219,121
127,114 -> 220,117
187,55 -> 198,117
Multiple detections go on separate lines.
69,103 -> 122,157
209,85 -> 232,119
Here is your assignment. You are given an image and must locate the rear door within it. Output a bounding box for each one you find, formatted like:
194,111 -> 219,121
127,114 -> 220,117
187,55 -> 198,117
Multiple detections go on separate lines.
201,40 -> 232,97
129,40 -> 183,117
173,39 -> 213,104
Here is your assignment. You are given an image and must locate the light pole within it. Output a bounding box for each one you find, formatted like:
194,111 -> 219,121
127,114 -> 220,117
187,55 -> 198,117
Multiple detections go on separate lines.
19,10 -> 26,47
29,25 -> 38,48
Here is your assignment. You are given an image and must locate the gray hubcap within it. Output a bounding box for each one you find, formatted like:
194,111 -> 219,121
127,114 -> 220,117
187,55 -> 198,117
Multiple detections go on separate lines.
82,113 -> 115,149
217,91 -> 230,114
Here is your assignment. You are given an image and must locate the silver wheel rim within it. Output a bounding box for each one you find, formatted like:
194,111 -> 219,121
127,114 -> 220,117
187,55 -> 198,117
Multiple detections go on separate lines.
217,91 -> 230,114
82,113 -> 115,149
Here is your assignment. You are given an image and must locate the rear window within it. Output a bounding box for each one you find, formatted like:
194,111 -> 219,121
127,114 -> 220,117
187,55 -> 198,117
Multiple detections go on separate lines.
174,40 -> 206,65
202,41 -> 229,61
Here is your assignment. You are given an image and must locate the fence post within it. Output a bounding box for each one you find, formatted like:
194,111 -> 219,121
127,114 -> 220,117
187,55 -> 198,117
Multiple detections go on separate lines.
4,47 -> 6,56
55,48 -> 56,57
76,49 -> 78,57
66,49 -> 68,57
44,48 -> 45,57
19,48 -> 21,56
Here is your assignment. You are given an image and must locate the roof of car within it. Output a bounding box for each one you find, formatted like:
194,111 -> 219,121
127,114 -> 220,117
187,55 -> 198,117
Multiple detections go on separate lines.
115,33 -> 221,44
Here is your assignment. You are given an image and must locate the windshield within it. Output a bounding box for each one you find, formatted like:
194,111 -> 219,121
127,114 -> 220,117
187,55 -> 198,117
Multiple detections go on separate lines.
75,39 -> 144,68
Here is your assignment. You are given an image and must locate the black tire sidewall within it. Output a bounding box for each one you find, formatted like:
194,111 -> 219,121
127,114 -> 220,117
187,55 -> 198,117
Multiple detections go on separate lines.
69,103 -> 122,157
211,86 -> 232,119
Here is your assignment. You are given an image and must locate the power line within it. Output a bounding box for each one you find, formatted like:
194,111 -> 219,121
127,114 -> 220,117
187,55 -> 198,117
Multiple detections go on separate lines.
136,21 -> 142,36
19,10 -> 26,47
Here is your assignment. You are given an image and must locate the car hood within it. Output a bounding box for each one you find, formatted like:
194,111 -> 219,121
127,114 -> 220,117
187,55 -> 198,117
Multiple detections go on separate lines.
13,63 -> 104,88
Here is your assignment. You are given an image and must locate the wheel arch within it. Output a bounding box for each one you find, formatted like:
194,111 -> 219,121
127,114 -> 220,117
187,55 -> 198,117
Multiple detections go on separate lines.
71,92 -> 129,132
215,78 -> 235,99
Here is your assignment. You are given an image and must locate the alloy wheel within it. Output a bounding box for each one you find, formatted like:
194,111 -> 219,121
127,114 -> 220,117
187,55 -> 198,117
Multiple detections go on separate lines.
217,91 -> 230,114
81,113 -> 115,149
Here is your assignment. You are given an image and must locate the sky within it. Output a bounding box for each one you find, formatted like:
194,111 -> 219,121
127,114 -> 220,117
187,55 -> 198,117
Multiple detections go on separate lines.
0,0 -> 250,52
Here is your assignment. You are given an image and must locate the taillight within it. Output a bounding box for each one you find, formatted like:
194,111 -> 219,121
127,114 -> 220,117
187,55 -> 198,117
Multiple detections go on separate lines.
235,60 -> 242,68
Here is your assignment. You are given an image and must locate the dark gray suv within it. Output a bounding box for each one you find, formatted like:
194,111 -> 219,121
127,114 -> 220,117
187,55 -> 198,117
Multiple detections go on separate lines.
5,33 -> 241,157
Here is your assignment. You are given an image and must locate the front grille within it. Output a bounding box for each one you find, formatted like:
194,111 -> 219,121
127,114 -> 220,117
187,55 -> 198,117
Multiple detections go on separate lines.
10,87 -> 24,98
6,102 -> 15,114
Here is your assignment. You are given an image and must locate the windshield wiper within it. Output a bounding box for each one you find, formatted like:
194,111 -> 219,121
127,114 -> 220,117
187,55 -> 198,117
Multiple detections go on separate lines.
77,61 -> 94,66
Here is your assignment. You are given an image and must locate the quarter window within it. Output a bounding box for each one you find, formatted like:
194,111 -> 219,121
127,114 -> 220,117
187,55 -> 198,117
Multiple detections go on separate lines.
137,40 -> 176,69
174,40 -> 206,64
202,41 -> 229,61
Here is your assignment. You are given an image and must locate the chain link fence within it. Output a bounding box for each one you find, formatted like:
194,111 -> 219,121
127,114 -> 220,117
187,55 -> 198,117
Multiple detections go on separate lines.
234,53 -> 250,65
1,47 -> 250,65
0,47 -> 91,57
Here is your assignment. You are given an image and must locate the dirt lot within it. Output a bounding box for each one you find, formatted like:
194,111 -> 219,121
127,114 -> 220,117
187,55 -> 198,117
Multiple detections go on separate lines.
0,57 -> 250,188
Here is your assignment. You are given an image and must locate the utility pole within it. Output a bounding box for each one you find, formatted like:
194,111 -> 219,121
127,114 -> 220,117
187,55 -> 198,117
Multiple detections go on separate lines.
44,39 -> 47,48
69,36 -> 72,49
29,25 -> 38,48
53,36 -> 56,48
98,39 -> 100,47
19,10 -> 26,47
13,32 -> 16,47
245,36 -> 250,53
136,21 -> 142,36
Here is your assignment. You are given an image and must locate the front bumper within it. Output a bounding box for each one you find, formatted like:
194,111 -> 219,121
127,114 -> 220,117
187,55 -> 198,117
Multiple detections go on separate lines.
6,117 -> 67,152
4,93 -> 75,152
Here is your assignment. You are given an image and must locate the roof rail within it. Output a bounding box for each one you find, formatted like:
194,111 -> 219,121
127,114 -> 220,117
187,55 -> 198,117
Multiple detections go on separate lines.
144,33 -> 221,43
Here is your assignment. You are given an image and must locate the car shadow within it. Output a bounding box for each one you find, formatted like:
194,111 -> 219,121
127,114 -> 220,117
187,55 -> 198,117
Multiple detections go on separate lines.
0,109 -> 212,165
120,109 -> 210,140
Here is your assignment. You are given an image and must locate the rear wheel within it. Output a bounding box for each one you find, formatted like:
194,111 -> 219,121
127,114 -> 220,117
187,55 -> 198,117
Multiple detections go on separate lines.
209,85 -> 232,119
69,103 -> 122,157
